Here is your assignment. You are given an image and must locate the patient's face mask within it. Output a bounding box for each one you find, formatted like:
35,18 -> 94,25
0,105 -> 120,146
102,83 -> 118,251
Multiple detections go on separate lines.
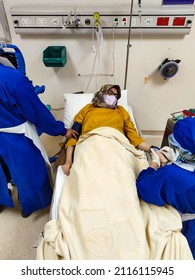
103,95 -> 117,107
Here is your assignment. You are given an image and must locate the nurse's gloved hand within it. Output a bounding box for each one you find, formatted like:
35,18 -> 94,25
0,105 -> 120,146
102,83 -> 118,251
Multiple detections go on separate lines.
150,148 -> 160,167
160,146 -> 176,162
156,150 -> 168,166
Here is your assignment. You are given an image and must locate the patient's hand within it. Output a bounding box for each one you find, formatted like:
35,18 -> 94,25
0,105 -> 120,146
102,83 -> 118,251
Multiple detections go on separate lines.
61,162 -> 72,176
156,150 -> 168,166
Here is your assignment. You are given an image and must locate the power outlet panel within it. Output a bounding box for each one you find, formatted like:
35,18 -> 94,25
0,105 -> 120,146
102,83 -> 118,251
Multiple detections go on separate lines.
11,5 -> 195,35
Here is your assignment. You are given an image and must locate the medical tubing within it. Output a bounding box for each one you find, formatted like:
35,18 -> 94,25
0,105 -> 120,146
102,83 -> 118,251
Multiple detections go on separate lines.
92,25 -> 95,52
95,27 -> 102,90
84,28 -> 98,93
124,0 -> 134,89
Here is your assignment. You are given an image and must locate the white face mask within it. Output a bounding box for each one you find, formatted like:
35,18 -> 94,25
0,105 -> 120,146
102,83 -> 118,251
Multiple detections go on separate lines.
103,95 -> 117,107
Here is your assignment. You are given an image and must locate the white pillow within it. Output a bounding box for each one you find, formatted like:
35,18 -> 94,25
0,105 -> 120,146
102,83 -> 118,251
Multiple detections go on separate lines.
63,90 -> 129,128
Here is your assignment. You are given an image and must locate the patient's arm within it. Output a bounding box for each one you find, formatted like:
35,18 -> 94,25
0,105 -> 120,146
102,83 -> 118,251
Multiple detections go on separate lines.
137,141 -> 168,166
61,146 -> 75,176
137,141 -> 151,152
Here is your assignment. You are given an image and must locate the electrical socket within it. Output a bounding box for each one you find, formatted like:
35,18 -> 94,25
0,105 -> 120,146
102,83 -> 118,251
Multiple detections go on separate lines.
20,17 -> 32,26
35,17 -> 47,26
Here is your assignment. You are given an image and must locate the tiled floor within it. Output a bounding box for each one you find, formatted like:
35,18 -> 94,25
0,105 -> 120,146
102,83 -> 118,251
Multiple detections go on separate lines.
0,184 -> 50,260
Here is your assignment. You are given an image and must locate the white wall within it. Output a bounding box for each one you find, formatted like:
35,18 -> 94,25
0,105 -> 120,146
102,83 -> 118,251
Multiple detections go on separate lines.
3,0 -> 195,131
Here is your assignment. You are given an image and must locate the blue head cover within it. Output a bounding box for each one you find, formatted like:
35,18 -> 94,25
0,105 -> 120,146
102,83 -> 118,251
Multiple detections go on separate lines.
173,117 -> 195,154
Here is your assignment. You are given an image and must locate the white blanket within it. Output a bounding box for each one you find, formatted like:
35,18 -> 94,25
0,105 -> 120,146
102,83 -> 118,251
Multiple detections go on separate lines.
37,127 -> 193,260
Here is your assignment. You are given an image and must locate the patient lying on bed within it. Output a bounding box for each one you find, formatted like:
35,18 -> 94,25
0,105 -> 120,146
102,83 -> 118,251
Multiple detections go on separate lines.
62,84 -> 167,176
37,85 -> 193,260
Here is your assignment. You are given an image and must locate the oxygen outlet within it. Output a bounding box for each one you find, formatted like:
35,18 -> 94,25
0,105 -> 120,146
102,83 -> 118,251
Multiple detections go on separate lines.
93,12 -> 100,21
94,20 -> 100,29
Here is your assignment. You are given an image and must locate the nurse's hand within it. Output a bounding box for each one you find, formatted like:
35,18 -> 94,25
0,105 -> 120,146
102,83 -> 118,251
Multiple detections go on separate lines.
155,150 -> 168,166
65,129 -> 79,139
150,148 -> 160,167
160,146 -> 176,162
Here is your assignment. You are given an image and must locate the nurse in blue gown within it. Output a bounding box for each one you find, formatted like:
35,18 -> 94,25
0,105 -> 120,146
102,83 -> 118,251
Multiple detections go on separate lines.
136,117 -> 195,258
0,60 -> 77,217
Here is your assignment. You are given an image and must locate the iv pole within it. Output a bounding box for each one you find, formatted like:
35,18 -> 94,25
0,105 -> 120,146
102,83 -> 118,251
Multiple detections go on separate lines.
124,0 -> 134,89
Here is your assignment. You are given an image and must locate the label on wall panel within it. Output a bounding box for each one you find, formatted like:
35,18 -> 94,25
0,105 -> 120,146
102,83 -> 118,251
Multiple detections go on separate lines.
163,0 -> 194,4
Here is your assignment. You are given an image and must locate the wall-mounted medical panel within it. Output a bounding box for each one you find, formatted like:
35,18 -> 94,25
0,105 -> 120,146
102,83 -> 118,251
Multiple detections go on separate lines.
11,5 -> 195,35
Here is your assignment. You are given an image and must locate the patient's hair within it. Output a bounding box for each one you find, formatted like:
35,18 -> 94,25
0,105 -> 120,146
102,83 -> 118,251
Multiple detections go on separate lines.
92,84 -> 121,106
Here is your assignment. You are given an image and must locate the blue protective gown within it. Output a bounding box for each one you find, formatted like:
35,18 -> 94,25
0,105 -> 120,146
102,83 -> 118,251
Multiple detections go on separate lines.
136,164 -> 195,258
0,64 -> 67,216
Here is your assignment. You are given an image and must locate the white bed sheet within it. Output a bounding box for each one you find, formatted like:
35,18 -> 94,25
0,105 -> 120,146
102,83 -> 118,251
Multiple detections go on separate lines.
50,105 -> 138,219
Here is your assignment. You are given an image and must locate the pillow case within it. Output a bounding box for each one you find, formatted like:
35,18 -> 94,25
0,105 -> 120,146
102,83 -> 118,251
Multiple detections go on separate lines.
63,90 -> 129,128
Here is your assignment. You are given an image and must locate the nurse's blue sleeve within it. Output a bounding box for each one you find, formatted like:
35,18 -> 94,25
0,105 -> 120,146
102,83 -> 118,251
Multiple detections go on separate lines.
14,75 -> 67,136
136,167 -> 165,206
137,164 -> 195,213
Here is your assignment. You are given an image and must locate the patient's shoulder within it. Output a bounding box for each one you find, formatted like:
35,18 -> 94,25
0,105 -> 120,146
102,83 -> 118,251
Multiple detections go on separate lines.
117,105 -> 125,110
82,103 -> 94,110
117,105 -> 127,112
78,103 -> 93,110
86,103 -> 94,107
117,105 -> 129,115
76,103 -> 94,115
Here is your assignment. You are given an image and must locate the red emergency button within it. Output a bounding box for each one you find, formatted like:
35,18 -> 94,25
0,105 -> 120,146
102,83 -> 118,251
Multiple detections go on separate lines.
157,17 -> 169,26
173,17 -> 186,26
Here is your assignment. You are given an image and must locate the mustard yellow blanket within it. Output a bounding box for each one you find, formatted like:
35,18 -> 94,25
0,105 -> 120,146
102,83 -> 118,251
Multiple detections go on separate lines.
37,127 -> 192,260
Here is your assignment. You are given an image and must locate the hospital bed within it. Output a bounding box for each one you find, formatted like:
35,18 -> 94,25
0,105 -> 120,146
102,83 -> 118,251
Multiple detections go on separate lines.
50,90 -> 138,219
37,91 -> 193,260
